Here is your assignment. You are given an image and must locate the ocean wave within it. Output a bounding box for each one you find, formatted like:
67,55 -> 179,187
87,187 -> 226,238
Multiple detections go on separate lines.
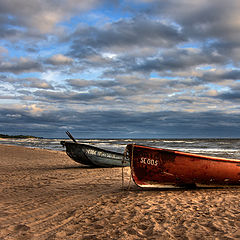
1,138 -> 240,158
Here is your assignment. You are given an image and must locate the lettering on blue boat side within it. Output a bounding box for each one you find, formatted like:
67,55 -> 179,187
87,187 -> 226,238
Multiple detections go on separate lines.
84,149 -> 121,159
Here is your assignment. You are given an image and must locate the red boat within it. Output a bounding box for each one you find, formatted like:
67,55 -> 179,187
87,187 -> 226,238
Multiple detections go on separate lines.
126,144 -> 240,188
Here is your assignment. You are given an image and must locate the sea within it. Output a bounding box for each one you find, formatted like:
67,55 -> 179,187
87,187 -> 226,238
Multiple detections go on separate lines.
1,137 -> 240,159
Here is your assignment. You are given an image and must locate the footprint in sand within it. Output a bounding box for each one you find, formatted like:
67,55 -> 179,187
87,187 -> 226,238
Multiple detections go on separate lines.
13,224 -> 33,239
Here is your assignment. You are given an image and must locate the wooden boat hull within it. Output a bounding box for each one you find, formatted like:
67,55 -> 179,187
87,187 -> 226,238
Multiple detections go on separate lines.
61,141 -> 129,167
126,144 -> 240,188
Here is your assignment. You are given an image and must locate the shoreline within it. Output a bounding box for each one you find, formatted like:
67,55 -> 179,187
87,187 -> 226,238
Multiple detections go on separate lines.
0,144 -> 240,239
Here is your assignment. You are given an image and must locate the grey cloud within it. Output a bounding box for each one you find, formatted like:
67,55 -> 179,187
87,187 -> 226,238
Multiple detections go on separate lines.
70,39 -> 226,77
131,0 -> 240,63
22,78 -> 54,90
33,90 -> 104,102
218,91 -> 240,102
208,41 -> 240,63
70,16 -> 186,57
1,108 -> 240,138
29,74 -> 215,106
220,70 -> 240,80
0,76 -> 53,90
0,0 -> 103,35
66,77 -> 167,99
200,70 -> 240,83
0,14 -> 20,38
135,0 -> 240,39
1,0 -> 240,138
0,58 -> 42,74
123,48 -> 225,74
45,54 -> 73,66
33,87 -> 128,104
67,79 -> 118,89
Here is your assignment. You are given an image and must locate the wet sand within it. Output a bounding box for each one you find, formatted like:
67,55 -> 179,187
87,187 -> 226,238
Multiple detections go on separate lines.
0,144 -> 240,240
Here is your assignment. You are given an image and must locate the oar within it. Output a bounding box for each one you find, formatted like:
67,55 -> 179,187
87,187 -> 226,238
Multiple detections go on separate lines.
66,131 -> 78,143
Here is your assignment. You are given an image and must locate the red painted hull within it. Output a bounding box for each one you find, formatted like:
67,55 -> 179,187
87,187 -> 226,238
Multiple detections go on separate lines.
126,144 -> 240,188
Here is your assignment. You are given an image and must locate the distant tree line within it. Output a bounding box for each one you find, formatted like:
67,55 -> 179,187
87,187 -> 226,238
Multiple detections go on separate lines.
0,134 -> 42,139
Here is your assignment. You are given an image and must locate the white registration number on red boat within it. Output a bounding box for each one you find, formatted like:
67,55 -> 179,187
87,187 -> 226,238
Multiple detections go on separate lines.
140,157 -> 158,166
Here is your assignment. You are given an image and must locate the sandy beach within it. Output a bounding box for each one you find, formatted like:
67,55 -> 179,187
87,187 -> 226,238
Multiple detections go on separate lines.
0,144 -> 240,240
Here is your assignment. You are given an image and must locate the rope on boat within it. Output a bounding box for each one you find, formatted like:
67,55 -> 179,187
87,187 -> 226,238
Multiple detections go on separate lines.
121,143 -> 135,190
127,144 -> 135,190
122,147 -> 128,189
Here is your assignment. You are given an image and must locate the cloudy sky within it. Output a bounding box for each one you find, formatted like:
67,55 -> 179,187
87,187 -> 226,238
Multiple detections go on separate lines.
1,0 -> 240,138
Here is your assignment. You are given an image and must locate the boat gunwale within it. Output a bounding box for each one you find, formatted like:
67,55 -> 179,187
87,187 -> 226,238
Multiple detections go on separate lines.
63,141 -> 124,157
127,144 -> 240,163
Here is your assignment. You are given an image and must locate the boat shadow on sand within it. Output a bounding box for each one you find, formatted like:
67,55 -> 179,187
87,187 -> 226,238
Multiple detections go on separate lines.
13,164 -> 120,172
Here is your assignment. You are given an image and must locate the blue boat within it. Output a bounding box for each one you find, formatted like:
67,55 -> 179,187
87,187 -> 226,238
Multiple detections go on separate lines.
61,141 -> 129,167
